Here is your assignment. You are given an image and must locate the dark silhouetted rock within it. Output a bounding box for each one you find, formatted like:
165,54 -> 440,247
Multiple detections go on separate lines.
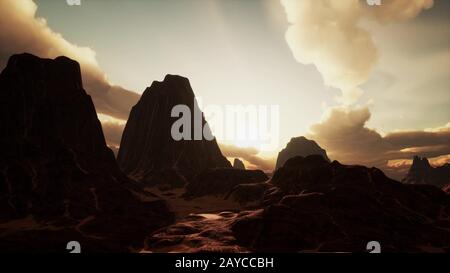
144,212 -> 248,253
225,182 -> 271,204
402,156 -> 450,188
0,53 -> 173,252
117,75 -> 231,187
275,136 -> 329,170
184,169 -> 268,198
0,53 -> 120,177
231,155 -> 450,253
233,158 -> 245,170
444,184 -> 450,194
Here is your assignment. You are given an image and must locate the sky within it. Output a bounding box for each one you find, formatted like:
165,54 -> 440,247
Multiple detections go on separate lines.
0,0 -> 449,178
32,0 -> 336,149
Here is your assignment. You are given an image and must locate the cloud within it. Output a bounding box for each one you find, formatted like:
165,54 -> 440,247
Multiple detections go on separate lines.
429,154 -> 450,166
219,144 -> 275,172
307,106 -> 450,179
97,114 -> 126,148
0,0 -> 139,120
281,0 -> 440,180
280,0 -> 434,104
371,0 -> 434,22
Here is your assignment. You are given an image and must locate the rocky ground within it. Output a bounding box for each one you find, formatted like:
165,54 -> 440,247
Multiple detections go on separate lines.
144,155 -> 450,253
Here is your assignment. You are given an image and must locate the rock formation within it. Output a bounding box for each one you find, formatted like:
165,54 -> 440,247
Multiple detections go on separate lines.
0,53 -> 173,252
184,169 -> 268,198
231,155 -> 450,252
402,156 -> 450,189
233,158 -> 245,170
225,182 -> 271,204
444,184 -> 450,194
117,75 -> 231,187
275,136 -> 329,170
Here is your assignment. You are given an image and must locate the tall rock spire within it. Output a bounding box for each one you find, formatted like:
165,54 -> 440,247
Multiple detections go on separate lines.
117,74 -> 231,186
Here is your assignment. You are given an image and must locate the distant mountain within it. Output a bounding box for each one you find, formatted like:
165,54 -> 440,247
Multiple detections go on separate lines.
0,53 -> 172,252
233,158 -> 245,170
402,156 -> 450,189
117,75 -> 231,187
231,155 -> 450,252
275,136 -> 329,170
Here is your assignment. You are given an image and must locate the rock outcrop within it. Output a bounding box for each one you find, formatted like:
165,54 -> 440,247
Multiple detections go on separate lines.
444,184 -> 450,194
225,182 -> 271,204
231,155 -> 450,252
145,212 -> 248,253
275,136 -> 329,170
117,75 -> 231,187
0,53 -> 173,252
233,158 -> 245,170
184,169 -> 268,199
402,156 -> 450,189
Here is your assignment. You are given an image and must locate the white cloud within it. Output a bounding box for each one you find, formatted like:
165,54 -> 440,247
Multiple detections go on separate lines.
280,0 -> 434,104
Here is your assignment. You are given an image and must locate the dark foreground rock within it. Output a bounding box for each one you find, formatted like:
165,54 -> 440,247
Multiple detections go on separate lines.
0,53 -> 173,252
226,182 -> 271,205
231,155 -> 450,252
444,184 -> 450,194
184,169 -> 268,199
145,212 -> 248,253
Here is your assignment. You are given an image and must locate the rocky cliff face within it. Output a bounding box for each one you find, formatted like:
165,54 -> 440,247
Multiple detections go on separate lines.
0,53 -> 117,174
0,53 -> 173,252
117,75 -> 231,186
231,155 -> 450,252
275,136 -> 329,170
402,156 -> 450,189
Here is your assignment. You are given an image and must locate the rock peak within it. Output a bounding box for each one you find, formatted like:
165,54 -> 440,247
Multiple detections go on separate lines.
403,155 -> 450,188
233,158 -> 246,170
411,156 -> 431,169
142,74 -> 194,101
4,53 -> 83,91
118,75 -> 231,186
275,136 -> 329,170
164,74 -> 189,82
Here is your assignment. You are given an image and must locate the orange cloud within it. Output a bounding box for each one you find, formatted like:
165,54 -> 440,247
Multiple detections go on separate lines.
308,106 -> 450,179
219,144 -> 275,172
